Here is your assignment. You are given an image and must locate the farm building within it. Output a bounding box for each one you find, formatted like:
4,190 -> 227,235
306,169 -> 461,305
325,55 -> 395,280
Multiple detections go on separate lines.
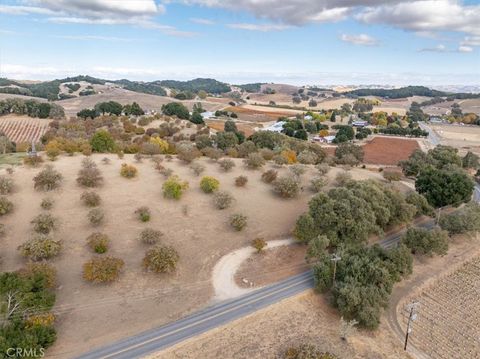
262,121 -> 286,133
200,111 -> 215,120
313,135 -> 335,143
352,120 -> 368,127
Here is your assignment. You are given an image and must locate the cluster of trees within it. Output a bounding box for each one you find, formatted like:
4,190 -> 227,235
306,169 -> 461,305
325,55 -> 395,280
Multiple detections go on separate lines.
346,86 -> 477,99
236,83 -> 264,93
114,79 -> 167,96
332,125 -> 354,143
77,101 -> 144,119
0,267 -> 57,354
407,102 -> 427,122
281,119 -> 308,140
0,98 -> 64,119
157,78 -> 230,94
378,126 -> 428,137
161,102 -> 206,124
352,98 -> 378,113
400,146 -> 476,207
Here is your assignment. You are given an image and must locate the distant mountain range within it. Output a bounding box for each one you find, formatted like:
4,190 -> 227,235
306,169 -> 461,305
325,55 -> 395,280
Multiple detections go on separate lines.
0,75 -> 478,101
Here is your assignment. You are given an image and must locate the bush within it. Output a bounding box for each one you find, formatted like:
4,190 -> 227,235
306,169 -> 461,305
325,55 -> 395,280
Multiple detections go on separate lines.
297,150 -> 318,165
316,163 -> 330,176
219,158 -> 235,172
235,175 -> 248,187
213,191 -> 234,209
87,233 -> 110,254
120,163 -> 138,178
401,227 -> 449,256
40,197 -> 54,210
19,262 -> 57,288
163,176 -> 189,200
261,169 -> 278,184
273,154 -> 289,166
335,171 -> 352,186
87,208 -> 105,226
200,176 -> 220,193
19,235 -> 61,261
24,155 -> 44,167
383,170 -> 402,182
0,175 -> 13,194
251,238 -> 267,253
135,206 -> 151,222
31,213 -> 57,234
90,130 -> 115,153
311,177 -> 327,192
83,256 -> 124,283
260,148 -> 275,160
202,147 -> 223,161
284,344 -> 337,359
190,162 -> 205,176
81,191 -> 101,207
143,245 -> 179,273
289,164 -> 306,177
244,152 -> 265,169
77,158 -> 103,187
0,196 -> 13,216
33,165 -> 63,191
230,214 -> 247,231
273,175 -> 301,198
139,228 -> 163,245
0,223 -> 5,237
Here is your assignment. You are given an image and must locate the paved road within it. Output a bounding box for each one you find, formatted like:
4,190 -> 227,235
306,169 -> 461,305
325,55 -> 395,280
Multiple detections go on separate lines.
418,122 -> 440,146
77,219 -> 438,359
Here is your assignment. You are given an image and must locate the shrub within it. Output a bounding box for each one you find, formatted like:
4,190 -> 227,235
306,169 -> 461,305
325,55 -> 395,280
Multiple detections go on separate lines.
289,164 -> 306,177
251,238 -> 267,253
273,175 -> 301,198
273,154 -> 289,166
163,176 -> 189,200
0,223 -> 5,237
77,158 -> 103,187
235,175 -> 248,187
83,256 -> 124,283
101,157 -> 111,165
158,166 -> 174,178
135,206 -> 151,222
0,196 -> 13,216
24,155 -> 44,167
335,171 -> 352,186
19,235 -> 61,261
45,141 -> 61,161
33,165 -> 63,191
260,148 -> 275,161
40,198 -> 54,210
230,214 -> 247,231
316,163 -> 331,176
143,245 -> 179,273
244,152 -> 265,169
297,150 -> 318,165
139,228 -> 163,245
311,177 -> 327,192
280,149 -> 297,164
383,170 -> 402,182
87,208 -> 105,226
120,163 -> 138,178
31,213 -> 57,234
19,262 -> 57,288
81,191 -> 101,207
213,191 -> 234,209
202,147 -> 223,161
200,176 -> 220,193
0,175 -> 13,194
284,344 -> 337,359
86,233 -> 110,254
219,158 -> 235,172
190,162 -> 205,176
90,130 -> 115,153
261,169 -> 278,183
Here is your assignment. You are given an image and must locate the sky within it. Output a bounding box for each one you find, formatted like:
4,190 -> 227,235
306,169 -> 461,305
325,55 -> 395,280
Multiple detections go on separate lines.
0,0 -> 479,86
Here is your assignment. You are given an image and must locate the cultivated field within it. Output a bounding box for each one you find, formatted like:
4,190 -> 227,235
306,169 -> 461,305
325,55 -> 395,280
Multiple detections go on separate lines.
0,154 -> 385,358
362,136 -> 420,165
400,255 -> 480,359
0,115 -> 50,143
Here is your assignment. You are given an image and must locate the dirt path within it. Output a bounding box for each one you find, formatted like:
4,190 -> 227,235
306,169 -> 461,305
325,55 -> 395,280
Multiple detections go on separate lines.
212,239 -> 294,301
386,236 -> 480,359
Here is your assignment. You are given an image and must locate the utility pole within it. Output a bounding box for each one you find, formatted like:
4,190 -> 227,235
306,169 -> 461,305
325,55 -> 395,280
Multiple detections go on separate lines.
404,301 -> 419,351
331,253 -> 341,285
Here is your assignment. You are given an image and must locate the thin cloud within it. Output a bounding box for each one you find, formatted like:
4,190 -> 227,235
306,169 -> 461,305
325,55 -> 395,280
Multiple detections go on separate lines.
340,33 -> 378,46
227,23 -> 291,32
190,17 -> 215,25
419,44 -> 474,53
52,35 -> 135,42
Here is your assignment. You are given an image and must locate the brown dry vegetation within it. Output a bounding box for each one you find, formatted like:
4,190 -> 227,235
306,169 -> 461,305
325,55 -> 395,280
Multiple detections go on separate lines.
363,137 -> 420,165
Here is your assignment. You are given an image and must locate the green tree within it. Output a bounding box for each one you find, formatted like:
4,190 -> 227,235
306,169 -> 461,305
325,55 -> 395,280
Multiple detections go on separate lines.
123,102 -> 144,116
401,227 -> 449,256
161,102 -> 190,119
415,166 -> 474,207
215,132 -> 238,150
90,130 -> 115,153
439,203 -> 480,235
462,151 -> 479,169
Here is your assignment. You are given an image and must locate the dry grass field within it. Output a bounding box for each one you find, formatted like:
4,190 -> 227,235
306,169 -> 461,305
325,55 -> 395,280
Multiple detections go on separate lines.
0,154 -> 384,358
57,87 -> 226,117
430,124 -> 480,155
0,114 -> 51,143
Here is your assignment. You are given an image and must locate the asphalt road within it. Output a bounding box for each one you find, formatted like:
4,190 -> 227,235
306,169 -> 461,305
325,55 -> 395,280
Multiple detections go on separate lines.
77,220 -> 438,359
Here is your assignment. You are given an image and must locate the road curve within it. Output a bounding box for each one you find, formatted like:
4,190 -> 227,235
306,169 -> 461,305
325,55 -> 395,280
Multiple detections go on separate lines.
77,218 -> 440,359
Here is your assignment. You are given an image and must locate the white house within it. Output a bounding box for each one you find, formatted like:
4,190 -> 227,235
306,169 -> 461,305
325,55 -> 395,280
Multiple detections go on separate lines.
313,135 -> 335,144
352,120 -> 368,127
200,111 -> 215,120
262,121 -> 286,133
304,115 -> 313,121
